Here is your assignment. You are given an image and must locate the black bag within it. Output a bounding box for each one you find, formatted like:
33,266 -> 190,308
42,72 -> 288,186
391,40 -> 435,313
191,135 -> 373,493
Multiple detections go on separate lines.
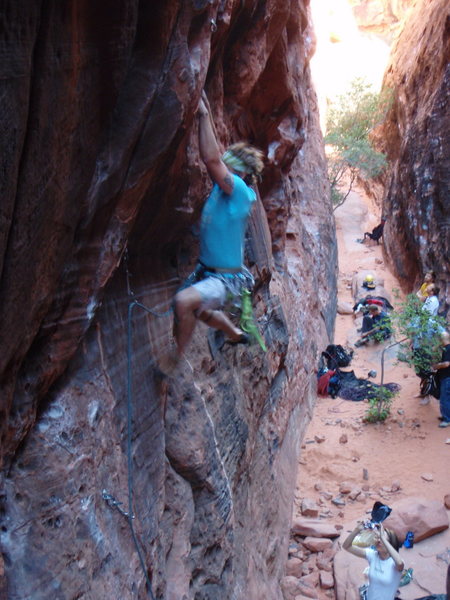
324,344 -> 353,368
420,373 -> 440,399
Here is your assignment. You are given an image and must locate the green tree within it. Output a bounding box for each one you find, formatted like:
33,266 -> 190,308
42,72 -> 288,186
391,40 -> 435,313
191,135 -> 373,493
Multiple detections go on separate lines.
364,293 -> 445,423
325,78 -> 391,210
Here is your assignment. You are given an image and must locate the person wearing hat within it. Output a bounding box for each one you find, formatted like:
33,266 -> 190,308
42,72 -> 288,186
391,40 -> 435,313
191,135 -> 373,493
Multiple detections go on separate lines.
166,93 -> 264,371
362,274 -> 376,290
355,304 -> 392,347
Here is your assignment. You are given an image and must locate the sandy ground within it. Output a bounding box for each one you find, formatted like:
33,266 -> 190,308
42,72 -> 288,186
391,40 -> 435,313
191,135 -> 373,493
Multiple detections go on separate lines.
294,189 -> 450,597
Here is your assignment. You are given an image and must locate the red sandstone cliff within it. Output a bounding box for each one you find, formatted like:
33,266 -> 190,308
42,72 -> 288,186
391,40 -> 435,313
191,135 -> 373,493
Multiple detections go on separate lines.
350,0 -> 413,42
377,0 -> 450,312
0,1 -> 336,598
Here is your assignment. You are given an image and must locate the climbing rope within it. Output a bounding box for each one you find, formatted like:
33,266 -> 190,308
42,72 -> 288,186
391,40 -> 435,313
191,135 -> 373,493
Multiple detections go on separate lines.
102,297 -> 158,600
102,249 -> 179,600
124,248 -> 173,318
126,298 -> 158,600
103,252 -> 266,598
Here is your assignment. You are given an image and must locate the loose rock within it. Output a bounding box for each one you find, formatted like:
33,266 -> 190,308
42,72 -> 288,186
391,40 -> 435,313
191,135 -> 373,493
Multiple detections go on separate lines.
302,536 -> 333,552
301,498 -> 319,518
320,570 -> 334,589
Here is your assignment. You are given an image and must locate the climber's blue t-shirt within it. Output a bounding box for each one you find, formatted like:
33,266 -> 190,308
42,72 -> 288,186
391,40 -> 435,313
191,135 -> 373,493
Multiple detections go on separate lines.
199,174 -> 256,270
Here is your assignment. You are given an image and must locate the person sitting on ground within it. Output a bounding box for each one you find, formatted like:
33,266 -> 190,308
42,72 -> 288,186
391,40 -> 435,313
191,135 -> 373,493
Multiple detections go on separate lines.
422,284 -> 440,316
416,271 -> 436,302
431,331 -> 450,428
363,218 -> 386,244
343,521 -> 404,600
167,93 -> 264,372
362,273 -> 376,291
355,304 -> 392,347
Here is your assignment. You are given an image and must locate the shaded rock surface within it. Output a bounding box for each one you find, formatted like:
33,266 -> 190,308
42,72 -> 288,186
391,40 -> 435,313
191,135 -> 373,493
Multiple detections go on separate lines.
375,0 -> 450,310
0,1 -> 336,599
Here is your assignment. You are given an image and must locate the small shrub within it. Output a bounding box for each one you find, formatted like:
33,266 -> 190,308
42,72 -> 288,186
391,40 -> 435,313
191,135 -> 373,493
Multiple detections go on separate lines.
364,386 -> 396,423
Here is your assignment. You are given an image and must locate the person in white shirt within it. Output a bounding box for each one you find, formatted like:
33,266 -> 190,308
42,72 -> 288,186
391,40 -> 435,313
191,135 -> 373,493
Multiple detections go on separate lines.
423,284 -> 440,316
343,521 -> 404,600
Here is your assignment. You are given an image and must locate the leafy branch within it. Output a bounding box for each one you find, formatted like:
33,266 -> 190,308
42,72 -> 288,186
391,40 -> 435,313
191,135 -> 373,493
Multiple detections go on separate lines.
325,78 -> 392,210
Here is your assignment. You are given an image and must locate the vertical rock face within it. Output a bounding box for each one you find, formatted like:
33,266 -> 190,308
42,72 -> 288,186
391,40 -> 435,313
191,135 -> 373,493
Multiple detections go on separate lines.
0,2 -> 336,599
349,0 -> 413,42
376,0 -> 449,309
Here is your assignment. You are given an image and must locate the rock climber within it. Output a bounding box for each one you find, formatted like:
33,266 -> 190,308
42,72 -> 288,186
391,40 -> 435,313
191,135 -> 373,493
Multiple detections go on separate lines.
354,304 -> 392,347
165,93 -> 264,372
431,330 -> 450,428
363,217 -> 386,244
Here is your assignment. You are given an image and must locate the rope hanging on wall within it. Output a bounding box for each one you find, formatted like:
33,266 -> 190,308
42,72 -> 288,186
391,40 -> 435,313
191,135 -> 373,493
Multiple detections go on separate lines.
102,250 -> 175,600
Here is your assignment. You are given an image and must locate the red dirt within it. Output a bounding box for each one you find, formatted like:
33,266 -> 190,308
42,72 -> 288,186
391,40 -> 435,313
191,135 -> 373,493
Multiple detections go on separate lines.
294,189 -> 450,598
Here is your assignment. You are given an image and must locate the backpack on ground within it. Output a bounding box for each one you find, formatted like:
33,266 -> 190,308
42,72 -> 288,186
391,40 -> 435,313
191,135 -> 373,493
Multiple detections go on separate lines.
324,344 -> 353,368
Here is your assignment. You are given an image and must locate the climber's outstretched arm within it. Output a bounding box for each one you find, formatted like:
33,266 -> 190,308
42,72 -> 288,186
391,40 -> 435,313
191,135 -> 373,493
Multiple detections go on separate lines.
198,95 -> 234,195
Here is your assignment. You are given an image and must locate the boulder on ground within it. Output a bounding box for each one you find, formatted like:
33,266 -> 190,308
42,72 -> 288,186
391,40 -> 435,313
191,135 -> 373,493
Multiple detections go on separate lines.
333,547 -> 365,600
303,536 -> 333,552
286,557 -> 303,578
291,518 -> 341,538
281,576 -> 303,600
337,300 -> 354,315
320,570 -> 334,589
301,498 -> 319,517
383,497 -> 449,542
351,270 -> 390,303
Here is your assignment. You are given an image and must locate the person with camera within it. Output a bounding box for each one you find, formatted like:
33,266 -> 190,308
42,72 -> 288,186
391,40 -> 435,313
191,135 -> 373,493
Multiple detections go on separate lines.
343,520 -> 404,600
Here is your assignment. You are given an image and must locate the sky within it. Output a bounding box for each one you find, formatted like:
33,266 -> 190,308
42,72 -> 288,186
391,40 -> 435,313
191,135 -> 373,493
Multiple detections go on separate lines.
309,0 -> 391,131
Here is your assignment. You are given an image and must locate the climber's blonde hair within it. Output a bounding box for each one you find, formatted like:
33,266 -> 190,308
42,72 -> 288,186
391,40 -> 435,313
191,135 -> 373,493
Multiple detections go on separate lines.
223,142 -> 265,185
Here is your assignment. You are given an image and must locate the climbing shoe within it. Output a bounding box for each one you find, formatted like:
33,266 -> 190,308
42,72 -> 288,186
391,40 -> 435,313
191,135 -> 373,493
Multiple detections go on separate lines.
225,333 -> 250,346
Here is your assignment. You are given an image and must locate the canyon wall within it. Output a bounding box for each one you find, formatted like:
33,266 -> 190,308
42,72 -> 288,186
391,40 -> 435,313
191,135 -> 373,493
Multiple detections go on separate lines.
349,0 -> 413,42
377,0 -> 449,311
0,1 -> 336,599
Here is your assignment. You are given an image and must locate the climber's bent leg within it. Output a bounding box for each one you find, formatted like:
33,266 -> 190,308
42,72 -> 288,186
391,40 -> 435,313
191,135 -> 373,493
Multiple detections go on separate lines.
173,286 -> 203,356
174,277 -> 244,354
197,308 -> 243,341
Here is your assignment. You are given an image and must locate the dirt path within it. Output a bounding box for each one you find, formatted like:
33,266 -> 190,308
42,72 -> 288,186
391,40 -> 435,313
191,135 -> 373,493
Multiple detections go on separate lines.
294,189 -> 450,598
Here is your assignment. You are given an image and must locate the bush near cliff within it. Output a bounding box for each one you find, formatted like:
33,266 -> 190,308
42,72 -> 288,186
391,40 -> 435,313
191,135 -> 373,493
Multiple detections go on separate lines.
325,78 -> 390,210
